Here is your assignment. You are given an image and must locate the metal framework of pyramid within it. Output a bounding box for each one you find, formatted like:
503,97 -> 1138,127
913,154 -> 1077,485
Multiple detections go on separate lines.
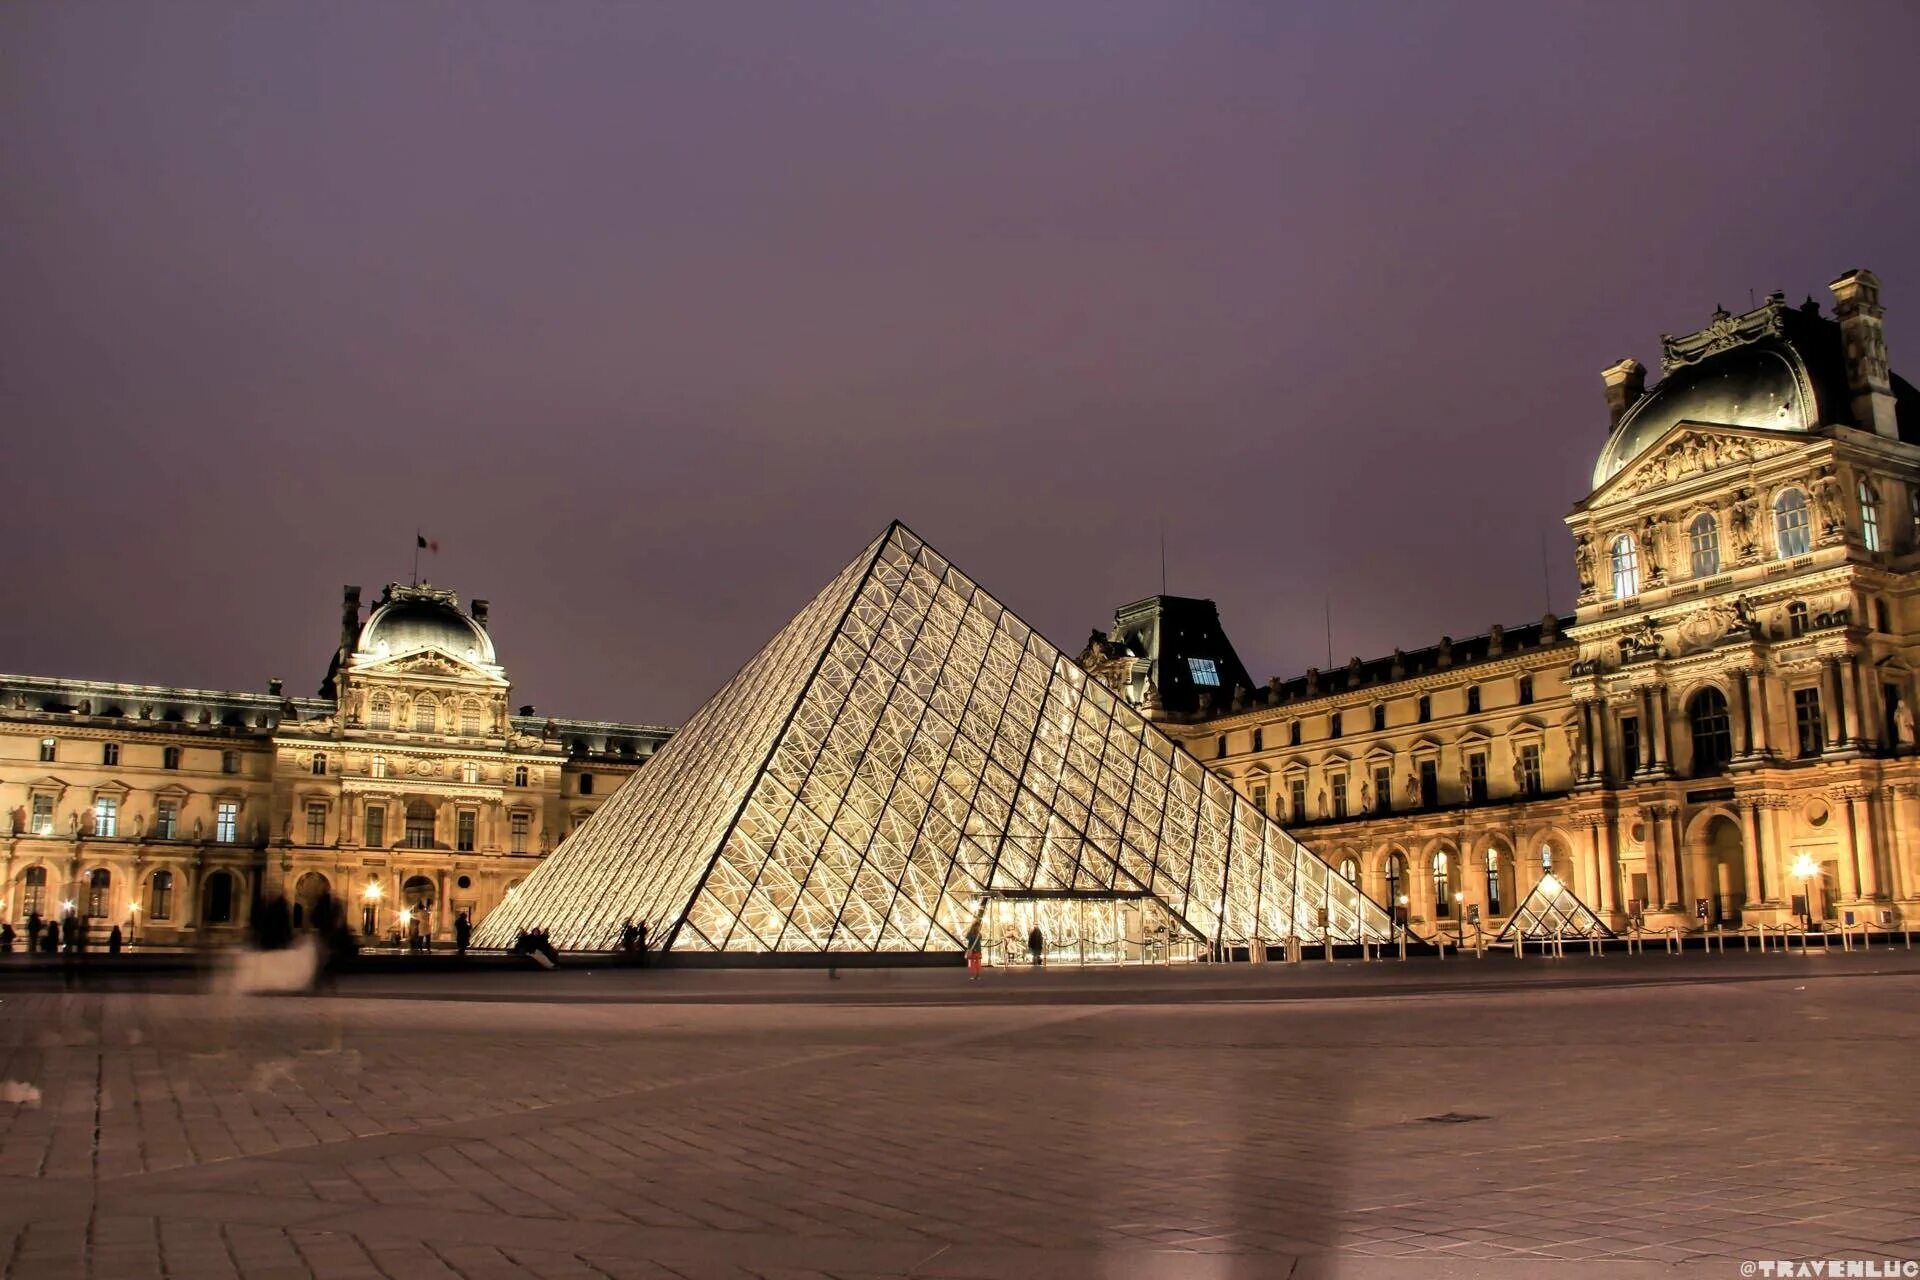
476,522 -> 1395,955
1494,874 -> 1614,942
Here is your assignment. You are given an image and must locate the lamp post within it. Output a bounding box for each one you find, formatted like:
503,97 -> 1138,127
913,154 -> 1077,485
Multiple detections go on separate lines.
1396,893 -> 1409,959
398,907 -> 413,953
362,880 -> 382,939
1454,890 -> 1466,950
1791,853 -> 1818,933
128,901 -> 141,950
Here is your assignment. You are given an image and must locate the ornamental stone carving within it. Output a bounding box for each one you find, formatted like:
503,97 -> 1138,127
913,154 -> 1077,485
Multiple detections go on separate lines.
1615,432 -> 1797,499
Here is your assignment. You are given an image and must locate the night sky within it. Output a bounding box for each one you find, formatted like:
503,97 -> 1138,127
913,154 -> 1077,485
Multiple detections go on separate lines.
5,3 -> 1918,726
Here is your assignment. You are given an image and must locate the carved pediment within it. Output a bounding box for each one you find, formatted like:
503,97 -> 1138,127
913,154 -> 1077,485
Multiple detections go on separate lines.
1595,426 -> 1805,506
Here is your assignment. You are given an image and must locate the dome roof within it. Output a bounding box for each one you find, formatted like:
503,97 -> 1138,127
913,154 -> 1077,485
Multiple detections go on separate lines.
1593,341 -> 1814,488
357,585 -> 496,665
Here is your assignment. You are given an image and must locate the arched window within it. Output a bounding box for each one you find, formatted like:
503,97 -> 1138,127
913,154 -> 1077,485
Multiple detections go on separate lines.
370,754 -> 388,779
1518,675 -> 1534,706
460,700 -> 483,736
1384,853 -> 1408,918
1432,850 -> 1452,916
87,868 -> 111,918
1465,685 -> 1481,715
311,752 -> 327,776
148,869 -> 173,921
1338,857 -> 1359,885
1688,686 -> 1733,775
461,762 -> 479,784
369,692 -> 391,729
22,866 -> 48,916
1485,848 -> 1503,915
513,764 -> 529,787
1688,512 -> 1720,577
203,871 -> 235,925
413,696 -> 437,733
1774,489 -> 1811,558
1859,479 -> 1881,552
1610,534 -> 1640,598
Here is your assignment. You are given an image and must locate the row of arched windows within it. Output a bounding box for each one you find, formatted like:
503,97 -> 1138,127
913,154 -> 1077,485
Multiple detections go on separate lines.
1608,484 -> 1860,600
366,691 -> 490,735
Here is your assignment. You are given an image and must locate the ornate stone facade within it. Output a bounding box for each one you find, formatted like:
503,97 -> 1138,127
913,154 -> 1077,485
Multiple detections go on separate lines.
0,583 -> 671,947
1088,269 -> 1920,937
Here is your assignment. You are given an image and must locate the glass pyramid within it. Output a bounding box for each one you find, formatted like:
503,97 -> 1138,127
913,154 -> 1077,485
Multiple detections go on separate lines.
475,523 -> 1395,955
1494,874 -> 1614,942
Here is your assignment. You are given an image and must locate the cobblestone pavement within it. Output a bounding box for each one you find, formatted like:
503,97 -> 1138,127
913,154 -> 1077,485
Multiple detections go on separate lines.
2,952 -> 1917,1279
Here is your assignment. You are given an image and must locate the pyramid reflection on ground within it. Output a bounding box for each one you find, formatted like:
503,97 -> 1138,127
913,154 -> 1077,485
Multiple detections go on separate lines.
476,522 -> 1395,956
1493,874 -> 1614,941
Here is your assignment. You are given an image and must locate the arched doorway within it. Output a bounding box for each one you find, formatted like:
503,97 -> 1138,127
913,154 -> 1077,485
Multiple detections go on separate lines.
1382,851 -> 1409,925
1483,840 -> 1512,917
402,875 -> 435,948
1431,848 -> 1455,918
293,872 -> 331,929
203,870 -> 237,925
1688,813 -> 1747,925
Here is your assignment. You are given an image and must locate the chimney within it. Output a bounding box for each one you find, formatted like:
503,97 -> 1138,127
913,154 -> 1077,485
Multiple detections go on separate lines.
1602,358 -> 1647,429
1829,269 -> 1898,438
340,585 -> 362,652
471,599 -> 490,631
268,678 -> 284,697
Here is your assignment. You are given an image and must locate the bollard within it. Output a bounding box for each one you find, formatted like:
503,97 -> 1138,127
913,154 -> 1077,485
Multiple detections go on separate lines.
1397,930 -> 1407,962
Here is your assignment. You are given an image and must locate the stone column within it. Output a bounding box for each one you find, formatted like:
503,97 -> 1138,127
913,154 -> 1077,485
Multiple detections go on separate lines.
1751,667 -> 1774,758
1732,670 -> 1755,758
1843,655 -> 1868,747
1837,792 -> 1864,901
1828,658 -> 1851,749
1667,805 -> 1687,908
1655,685 -> 1676,775
1645,806 -> 1667,906
1739,801 -> 1766,908
1640,688 -> 1657,773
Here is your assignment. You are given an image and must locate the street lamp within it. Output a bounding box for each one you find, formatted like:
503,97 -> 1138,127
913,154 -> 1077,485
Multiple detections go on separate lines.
128,901 -> 141,949
362,880 -> 382,938
1791,853 -> 1819,932
1454,890 -> 1466,949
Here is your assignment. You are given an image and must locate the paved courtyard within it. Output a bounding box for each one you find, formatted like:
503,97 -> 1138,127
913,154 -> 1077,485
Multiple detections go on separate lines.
2,951 -> 1918,1279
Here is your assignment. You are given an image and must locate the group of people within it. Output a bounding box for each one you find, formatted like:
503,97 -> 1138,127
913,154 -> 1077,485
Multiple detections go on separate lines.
0,913 -> 125,956
616,918 -> 649,962
510,927 -> 560,967
959,920 -> 1048,979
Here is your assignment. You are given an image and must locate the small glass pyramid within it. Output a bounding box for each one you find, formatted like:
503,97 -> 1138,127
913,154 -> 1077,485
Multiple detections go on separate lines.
476,523 -> 1395,955
1493,874 -> 1614,942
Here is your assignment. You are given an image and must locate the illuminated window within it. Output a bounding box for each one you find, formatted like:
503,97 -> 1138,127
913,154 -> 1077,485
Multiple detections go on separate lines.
1519,743 -> 1543,796
215,802 -> 238,843
155,800 -> 177,839
461,761 -> 479,784
22,866 -> 47,916
413,696 -> 437,732
1433,851 -> 1451,916
405,802 -> 436,849
30,794 -> 54,835
1610,534 -> 1640,598
39,737 -> 55,762
1774,489 -> 1811,558
1688,512 -> 1720,577
1860,480 -> 1881,552
370,755 -> 388,779
311,752 -> 327,776
457,809 -> 476,852
365,805 -> 386,849
86,869 -> 110,918
306,802 -> 326,845
461,700 -> 483,736
1338,857 -> 1359,885
93,795 -> 118,838
102,742 -> 120,766
510,811 -> 531,853
1485,849 -> 1503,915
1187,657 -> 1221,687
369,692 -> 391,729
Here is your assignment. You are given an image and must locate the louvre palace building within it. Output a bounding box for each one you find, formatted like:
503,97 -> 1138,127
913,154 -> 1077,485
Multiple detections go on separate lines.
6,266 -> 1919,955
0,583 -> 669,946
1125,268 -> 1920,940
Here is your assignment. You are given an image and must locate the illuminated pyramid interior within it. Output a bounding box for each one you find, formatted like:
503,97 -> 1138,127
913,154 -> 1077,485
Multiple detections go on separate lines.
476,522 -> 1395,956
1494,874 -> 1614,941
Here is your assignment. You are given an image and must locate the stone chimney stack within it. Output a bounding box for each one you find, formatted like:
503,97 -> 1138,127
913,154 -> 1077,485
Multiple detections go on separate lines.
1829,269 -> 1898,438
1602,358 -> 1647,429
340,586 -> 361,652
471,599 -> 490,631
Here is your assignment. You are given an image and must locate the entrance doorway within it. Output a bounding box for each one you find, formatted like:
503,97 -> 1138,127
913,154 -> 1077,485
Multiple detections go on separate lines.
978,892 -> 1194,965
1688,814 -> 1747,925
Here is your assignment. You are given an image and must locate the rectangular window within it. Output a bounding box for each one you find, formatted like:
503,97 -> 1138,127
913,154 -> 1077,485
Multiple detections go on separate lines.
311,754 -> 327,776
1621,715 -> 1642,777
1187,657 -> 1221,687
163,746 -> 181,770
1251,783 -> 1268,816
1328,712 -> 1342,739
221,751 -> 239,775
1417,695 -> 1431,723
39,738 -> 56,763
1331,775 -> 1347,819
155,801 -> 178,840
306,802 -> 326,845
364,805 -> 386,849
1371,704 -> 1386,732
1373,765 -> 1391,814
1468,752 -> 1488,803
1288,778 -> 1307,824
1216,735 -> 1228,758
103,742 -> 120,766
215,801 -> 238,843
31,793 -> 55,835
1288,722 -> 1301,746
93,795 -> 118,837
1419,760 -> 1439,808
579,773 -> 595,796
1251,728 -> 1263,752
1794,687 -> 1825,758
510,811 -> 531,853
1519,744 -> 1543,796
457,809 -> 477,852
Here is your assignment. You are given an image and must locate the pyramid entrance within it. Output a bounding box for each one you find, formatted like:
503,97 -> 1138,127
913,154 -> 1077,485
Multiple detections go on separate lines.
978,890 -> 1194,966
475,522 -> 1395,959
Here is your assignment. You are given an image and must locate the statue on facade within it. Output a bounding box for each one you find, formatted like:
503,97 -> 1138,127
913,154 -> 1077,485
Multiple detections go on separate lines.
1897,701 -> 1917,751
1315,788 -> 1327,818
1458,764 -> 1473,801
1566,716 -> 1582,766
1360,780 -> 1372,811
1640,514 -> 1666,582
1512,757 -> 1526,792
1812,467 -> 1845,535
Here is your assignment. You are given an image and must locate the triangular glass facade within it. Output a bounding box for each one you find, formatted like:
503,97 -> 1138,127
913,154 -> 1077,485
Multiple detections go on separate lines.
1494,874 -> 1614,942
476,523 -> 1394,955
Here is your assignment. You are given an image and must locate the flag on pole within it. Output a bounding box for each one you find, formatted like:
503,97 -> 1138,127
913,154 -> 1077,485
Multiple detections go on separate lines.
417,534 -> 440,553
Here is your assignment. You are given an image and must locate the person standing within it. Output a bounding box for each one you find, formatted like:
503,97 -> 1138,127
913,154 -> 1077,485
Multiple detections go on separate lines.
454,910 -> 472,954
0,922 -> 14,954
964,919 -> 983,980
1027,925 -> 1044,968
633,919 -> 649,966
25,912 -> 42,954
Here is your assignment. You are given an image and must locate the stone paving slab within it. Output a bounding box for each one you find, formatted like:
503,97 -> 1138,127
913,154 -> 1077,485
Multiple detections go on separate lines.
1,954 -> 1917,1278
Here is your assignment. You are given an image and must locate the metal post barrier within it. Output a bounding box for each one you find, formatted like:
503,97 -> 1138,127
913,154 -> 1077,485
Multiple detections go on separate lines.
1476,922 -> 1485,960
1665,929 -> 1680,955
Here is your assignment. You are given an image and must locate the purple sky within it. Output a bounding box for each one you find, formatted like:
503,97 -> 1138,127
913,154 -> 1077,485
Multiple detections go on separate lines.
4,3 -> 1919,725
